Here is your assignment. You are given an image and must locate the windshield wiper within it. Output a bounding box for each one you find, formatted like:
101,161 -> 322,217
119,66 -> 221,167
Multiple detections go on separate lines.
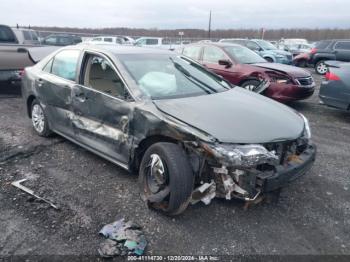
169,57 -> 218,94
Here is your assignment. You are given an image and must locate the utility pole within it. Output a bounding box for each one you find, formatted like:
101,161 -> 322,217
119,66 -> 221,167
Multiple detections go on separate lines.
208,10 -> 212,39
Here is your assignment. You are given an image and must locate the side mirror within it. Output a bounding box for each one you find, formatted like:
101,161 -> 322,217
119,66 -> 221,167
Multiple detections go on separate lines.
218,59 -> 232,68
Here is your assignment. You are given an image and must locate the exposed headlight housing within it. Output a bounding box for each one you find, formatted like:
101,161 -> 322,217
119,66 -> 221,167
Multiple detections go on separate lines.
299,113 -> 311,139
203,143 -> 279,167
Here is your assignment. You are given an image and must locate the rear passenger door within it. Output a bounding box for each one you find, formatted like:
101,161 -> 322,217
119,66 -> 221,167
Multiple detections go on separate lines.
70,52 -> 133,166
36,49 -> 81,137
334,41 -> 350,62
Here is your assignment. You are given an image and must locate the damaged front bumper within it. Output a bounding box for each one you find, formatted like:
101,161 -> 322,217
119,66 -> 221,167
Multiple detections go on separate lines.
191,142 -> 316,205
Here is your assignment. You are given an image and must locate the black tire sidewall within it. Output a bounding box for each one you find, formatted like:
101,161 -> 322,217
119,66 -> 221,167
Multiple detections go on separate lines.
139,142 -> 194,215
241,80 -> 260,90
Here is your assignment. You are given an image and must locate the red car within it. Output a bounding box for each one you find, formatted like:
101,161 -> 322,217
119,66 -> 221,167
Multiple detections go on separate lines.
181,43 -> 315,103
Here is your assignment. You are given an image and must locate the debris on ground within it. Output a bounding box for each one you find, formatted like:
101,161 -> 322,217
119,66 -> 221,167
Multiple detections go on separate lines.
98,218 -> 147,257
11,178 -> 59,209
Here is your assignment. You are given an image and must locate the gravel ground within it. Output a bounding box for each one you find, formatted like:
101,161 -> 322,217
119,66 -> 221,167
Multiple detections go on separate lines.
0,70 -> 350,259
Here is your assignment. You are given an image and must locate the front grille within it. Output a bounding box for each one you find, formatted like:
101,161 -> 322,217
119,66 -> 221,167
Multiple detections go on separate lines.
296,77 -> 314,87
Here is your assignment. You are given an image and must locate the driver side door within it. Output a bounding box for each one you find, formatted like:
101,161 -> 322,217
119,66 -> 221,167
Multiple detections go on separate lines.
70,52 -> 134,167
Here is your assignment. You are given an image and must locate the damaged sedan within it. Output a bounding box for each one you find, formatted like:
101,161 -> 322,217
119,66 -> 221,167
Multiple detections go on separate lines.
22,45 -> 316,215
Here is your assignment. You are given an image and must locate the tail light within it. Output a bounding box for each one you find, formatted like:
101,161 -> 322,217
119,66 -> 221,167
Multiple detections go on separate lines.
325,72 -> 340,81
310,48 -> 317,54
18,69 -> 25,78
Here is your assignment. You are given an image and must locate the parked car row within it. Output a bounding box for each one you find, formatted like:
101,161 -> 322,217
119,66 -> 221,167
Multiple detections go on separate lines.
21,44 -> 316,215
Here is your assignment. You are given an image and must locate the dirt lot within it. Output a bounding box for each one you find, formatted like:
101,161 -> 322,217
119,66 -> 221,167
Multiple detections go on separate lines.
1,70 -> 350,259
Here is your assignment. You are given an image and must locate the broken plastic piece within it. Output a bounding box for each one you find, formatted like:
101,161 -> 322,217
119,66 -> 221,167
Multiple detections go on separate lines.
98,219 -> 147,257
11,179 -> 59,209
191,180 -> 216,205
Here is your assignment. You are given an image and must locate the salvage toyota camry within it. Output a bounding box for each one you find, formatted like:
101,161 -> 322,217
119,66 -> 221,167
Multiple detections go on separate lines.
22,45 -> 316,215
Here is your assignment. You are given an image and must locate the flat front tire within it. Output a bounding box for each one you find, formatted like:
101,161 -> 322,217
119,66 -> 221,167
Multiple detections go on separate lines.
138,142 -> 194,215
31,99 -> 52,137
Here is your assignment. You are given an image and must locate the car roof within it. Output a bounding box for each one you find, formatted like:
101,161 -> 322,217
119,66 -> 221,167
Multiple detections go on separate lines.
70,44 -> 174,55
189,42 -> 244,48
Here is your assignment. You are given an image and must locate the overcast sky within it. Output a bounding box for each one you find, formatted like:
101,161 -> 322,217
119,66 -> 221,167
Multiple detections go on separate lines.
2,0 -> 349,29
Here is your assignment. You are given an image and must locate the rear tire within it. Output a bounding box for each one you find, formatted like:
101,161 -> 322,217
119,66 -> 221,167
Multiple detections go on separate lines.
265,57 -> 274,63
138,142 -> 194,215
315,60 -> 328,75
31,99 -> 52,137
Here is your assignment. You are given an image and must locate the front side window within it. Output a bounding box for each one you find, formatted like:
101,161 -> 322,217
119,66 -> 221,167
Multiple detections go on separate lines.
246,41 -> 260,51
182,46 -> 201,60
82,54 -> 129,100
254,40 -> 277,50
224,45 -> 266,64
58,37 -> 72,45
119,54 -> 230,100
202,46 -> 227,63
51,50 -> 80,81
335,41 -> 350,50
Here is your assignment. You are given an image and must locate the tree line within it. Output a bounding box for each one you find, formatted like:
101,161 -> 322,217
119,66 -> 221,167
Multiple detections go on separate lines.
32,26 -> 350,41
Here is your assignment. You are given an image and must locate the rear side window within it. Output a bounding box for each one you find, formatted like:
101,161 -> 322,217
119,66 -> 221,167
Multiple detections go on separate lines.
42,59 -> 53,73
23,31 -> 32,40
335,41 -> 350,50
0,26 -> 16,43
104,38 -> 113,42
51,50 -> 80,81
182,46 -> 202,60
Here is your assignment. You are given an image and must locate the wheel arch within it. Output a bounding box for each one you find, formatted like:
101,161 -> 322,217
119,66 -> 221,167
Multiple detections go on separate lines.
131,135 -> 180,172
26,95 -> 36,118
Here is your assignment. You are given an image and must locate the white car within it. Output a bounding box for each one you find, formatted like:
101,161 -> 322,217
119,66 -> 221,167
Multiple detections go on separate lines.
134,37 -> 179,50
85,36 -> 135,45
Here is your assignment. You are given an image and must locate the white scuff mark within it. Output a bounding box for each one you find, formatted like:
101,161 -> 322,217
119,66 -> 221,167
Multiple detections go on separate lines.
68,112 -> 127,141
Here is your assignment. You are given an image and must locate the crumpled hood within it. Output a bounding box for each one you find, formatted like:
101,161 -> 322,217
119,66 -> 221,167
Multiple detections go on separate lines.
154,88 -> 304,144
253,62 -> 311,78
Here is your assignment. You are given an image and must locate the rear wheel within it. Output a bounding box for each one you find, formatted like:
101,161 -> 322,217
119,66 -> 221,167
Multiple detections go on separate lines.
265,57 -> 274,63
138,142 -> 194,215
315,60 -> 328,75
31,99 -> 52,137
241,80 -> 261,92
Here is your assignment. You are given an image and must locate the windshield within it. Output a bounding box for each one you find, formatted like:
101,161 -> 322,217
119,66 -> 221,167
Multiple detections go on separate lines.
118,54 -> 231,100
224,45 -> 266,64
255,40 -> 277,50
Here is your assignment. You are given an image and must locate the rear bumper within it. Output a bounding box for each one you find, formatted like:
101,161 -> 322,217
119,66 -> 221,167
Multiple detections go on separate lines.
260,144 -> 317,192
0,70 -> 22,96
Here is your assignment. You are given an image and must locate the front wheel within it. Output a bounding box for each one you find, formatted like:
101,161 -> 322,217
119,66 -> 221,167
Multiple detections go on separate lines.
241,80 -> 261,92
138,142 -> 194,215
315,60 -> 328,75
31,99 -> 52,137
